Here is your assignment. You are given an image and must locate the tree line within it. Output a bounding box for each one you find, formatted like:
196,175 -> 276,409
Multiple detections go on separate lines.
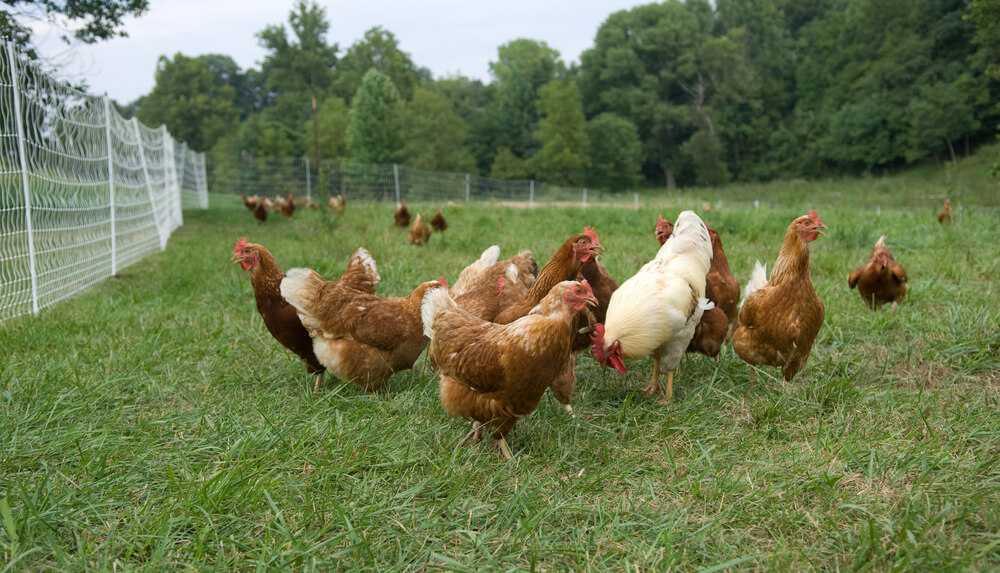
125,0 -> 1000,191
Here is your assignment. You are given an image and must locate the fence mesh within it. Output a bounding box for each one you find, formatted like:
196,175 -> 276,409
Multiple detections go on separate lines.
208,154 -> 635,208
0,43 -> 207,323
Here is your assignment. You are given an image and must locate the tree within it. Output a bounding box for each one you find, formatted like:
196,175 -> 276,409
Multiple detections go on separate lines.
585,113 -> 642,191
136,53 -> 237,151
305,96 -> 350,161
333,27 -> 421,102
533,80 -> 590,185
1,0 -> 148,55
906,77 -> 982,167
347,69 -> 402,163
397,88 -> 476,172
490,147 -> 531,180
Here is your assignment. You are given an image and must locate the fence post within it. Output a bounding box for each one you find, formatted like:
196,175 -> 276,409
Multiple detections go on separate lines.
529,179 -> 534,208
465,173 -> 470,202
8,43 -> 39,315
132,118 -> 165,250
305,157 -> 311,200
634,193 -> 639,211
199,153 -> 208,209
393,163 -> 401,205
583,187 -> 587,208
104,96 -> 117,276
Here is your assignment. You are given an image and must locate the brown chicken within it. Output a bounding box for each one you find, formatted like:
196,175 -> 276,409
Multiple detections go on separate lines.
451,245 -> 537,321
231,238 -> 325,390
733,211 -> 827,383
431,208 -> 448,232
848,235 -> 907,309
408,212 -> 432,245
423,280 -> 598,458
938,198 -> 953,225
253,200 -> 268,223
329,194 -> 346,213
395,202 -> 411,228
657,217 -> 739,357
294,196 -> 310,207
241,194 -> 260,211
280,249 -> 440,392
279,193 -> 296,218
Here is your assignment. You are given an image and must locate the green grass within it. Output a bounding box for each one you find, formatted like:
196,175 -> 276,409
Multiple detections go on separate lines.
2,150 -> 1000,570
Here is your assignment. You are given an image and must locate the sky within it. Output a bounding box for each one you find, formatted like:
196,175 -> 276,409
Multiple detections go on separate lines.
27,0 -> 646,104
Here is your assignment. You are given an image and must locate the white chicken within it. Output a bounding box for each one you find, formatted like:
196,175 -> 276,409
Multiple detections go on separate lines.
591,210 -> 714,402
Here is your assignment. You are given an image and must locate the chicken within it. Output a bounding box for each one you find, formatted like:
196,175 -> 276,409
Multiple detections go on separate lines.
848,235 -> 907,309
591,211 -> 714,402
658,218 -> 740,351
408,212 -> 432,245
394,201 -> 411,228
279,249 -> 439,391
294,196 -> 310,207
279,192 -> 296,218
431,208 -> 448,232
253,200 -> 268,223
423,280 -> 598,458
241,194 -> 260,211
938,198 -> 953,225
231,238 -> 325,390
451,245 -> 537,322
733,210 -> 827,383
328,194 -> 346,213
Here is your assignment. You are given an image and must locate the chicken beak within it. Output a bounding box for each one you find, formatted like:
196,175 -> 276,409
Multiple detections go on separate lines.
585,295 -> 599,308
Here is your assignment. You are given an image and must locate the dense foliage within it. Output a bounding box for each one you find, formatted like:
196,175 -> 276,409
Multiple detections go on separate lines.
130,0 -> 1000,190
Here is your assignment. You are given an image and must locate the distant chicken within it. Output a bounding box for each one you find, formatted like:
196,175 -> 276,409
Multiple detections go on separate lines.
423,280 -> 598,458
592,211 -> 714,402
409,212 -> 432,245
431,208 -> 448,232
658,217 -> 740,355
395,202 -> 411,228
253,200 -> 268,223
231,238 -> 325,390
241,194 -> 260,211
279,192 -> 296,218
294,196 -> 310,207
848,235 -> 907,309
733,211 -> 827,383
329,194 -> 346,213
938,198 -> 953,225
280,249 -> 441,391
451,245 -> 536,321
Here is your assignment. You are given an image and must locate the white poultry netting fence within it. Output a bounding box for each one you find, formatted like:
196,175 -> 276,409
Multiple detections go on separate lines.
209,155 -> 639,208
0,43 -> 208,324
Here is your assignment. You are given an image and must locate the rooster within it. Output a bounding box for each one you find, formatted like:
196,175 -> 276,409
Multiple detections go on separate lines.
848,235 -> 907,309
280,249 -> 440,391
733,210 -> 827,383
938,198 -> 953,225
423,280 -> 597,458
592,211 -> 714,402
231,238 -> 326,390
408,212 -> 432,245
431,208 -> 448,232
394,202 -> 411,228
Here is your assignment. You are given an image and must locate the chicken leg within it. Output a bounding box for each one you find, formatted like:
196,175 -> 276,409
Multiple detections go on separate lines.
459,421 -> 483,446
658,370 -> 675,404
313,372 -> 324,393
495,437 -> 513,459
643,357 -> 663,397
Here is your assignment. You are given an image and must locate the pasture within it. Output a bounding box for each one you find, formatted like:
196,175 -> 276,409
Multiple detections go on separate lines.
2,163 -> 1000,570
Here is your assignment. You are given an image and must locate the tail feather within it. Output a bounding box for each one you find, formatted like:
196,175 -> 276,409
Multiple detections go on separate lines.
740,260 -> 767,308
699,297 -> 715,311
422,286 -> 457,339
349,247 -> 380,284
480,245 -> 501,265
280,267 -> 326,315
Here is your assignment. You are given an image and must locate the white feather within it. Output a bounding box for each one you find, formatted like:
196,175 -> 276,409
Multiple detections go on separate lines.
351,247 -> 380,284
740,260 -> 768,308
452,245 -> 501,295
421,286 -> 456,339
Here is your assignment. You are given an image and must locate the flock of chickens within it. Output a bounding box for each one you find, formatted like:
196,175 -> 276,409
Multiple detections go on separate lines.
393,202 -> 449,245
240,192 -> 346,222
231,194 -> 952,458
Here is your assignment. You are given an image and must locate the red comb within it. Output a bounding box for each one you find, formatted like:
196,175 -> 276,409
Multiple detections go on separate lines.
437,276 -> 450,290
583,225 -> 600,243
808,210 -> 822,224
580,279 -> 594,296
234,237 -> 247,254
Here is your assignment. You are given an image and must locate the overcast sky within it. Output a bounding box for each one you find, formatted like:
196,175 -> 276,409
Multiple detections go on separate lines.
27,0 -> 646,104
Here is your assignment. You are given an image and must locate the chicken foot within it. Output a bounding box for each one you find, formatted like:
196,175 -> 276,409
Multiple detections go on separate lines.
642,357 -> 676,403
313,372 -> 324,394
643,358 -> 663,397
494,437 -> 513,459
459,421 -> 483,446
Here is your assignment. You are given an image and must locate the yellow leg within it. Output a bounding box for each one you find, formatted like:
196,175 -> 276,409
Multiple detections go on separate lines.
643,357 -> 662,396
312,372 -> 324,393
459,421 -> 483,446
658,370 -> 675,404
495,437 -> 513,459
563,404 -> 575,417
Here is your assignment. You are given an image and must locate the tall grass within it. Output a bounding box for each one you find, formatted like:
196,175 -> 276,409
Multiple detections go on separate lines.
2,154 -> 999,570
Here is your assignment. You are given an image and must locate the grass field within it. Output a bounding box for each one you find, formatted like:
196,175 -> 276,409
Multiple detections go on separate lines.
3,151 -> 1000,570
